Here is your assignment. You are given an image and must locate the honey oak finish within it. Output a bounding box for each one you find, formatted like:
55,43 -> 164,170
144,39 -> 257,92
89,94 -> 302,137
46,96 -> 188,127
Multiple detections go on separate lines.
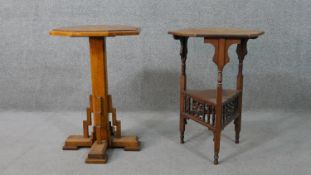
49,25 -> 140,37
169,28 -> 264,165
49,25 -> 140,164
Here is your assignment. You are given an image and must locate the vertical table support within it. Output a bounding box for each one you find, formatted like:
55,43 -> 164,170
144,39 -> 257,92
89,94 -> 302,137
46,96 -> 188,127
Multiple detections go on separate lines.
235,39 -> 248,144
84,37 -> 110,163
89,37 -> 110,143
205,38 -> 240,164
175,36 -> 188,144
85,37 -> 140,164
61,37 -> 140,164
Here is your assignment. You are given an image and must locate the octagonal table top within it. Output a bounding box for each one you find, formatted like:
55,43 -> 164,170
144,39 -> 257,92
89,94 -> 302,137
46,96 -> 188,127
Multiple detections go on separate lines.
49,25 -> 140,37
169,28 -> 264,39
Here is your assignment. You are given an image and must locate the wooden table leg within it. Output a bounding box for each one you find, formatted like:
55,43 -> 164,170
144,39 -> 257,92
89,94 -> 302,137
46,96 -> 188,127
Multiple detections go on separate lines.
62,37 -> 140,164
85,37 -> 139,163
205,38 -> 241,165
235,39 -> 248,144
178,36 -> 188,144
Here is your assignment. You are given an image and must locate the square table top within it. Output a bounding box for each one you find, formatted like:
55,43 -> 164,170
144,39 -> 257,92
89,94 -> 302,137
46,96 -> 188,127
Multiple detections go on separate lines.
49,25 -> 140,37
169,28 -> 264,39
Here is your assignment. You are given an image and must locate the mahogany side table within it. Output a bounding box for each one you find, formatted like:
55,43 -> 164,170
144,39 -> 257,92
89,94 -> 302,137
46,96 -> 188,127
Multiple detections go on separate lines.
49,25 -> 140,164
169,28 -> 264,164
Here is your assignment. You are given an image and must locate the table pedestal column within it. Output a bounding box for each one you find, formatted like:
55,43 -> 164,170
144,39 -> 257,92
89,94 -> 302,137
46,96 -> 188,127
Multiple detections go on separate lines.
62,37 -> 140,164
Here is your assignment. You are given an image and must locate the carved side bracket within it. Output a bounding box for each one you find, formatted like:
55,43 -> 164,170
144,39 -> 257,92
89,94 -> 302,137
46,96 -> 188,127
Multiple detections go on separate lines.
174,36 -> 189,75
236,39 -> 248,91
204,39 -> 220,66
204,38 -> 240,70
236,39 -> 248,62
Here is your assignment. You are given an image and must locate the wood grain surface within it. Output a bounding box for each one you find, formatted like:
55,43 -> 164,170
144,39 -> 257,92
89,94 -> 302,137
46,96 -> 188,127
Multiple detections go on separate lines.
169,28 -> 264,38
49,25 -> 140,37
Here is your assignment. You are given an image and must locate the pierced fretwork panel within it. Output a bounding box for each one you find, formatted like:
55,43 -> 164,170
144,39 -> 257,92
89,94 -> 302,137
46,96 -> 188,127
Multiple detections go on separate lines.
185,96 -> 216,128
222,94 -> 240,128
184,93 -> 241,129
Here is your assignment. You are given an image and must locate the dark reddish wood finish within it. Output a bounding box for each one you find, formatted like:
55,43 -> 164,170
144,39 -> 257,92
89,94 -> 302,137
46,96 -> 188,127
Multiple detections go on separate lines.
169,28 -> 263,164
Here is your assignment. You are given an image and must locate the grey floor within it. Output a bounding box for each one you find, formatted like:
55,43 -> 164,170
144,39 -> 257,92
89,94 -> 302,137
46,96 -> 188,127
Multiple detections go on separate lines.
0,110 -> 310,175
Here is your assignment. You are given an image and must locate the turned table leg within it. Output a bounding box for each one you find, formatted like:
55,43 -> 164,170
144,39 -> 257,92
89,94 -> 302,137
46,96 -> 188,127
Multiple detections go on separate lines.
235,39 -> 248,144
177,36 -> 188,144
205,38 -> 241,164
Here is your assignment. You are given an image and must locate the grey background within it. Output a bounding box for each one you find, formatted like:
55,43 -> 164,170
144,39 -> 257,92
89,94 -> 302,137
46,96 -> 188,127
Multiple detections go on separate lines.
0,0 -> 310,111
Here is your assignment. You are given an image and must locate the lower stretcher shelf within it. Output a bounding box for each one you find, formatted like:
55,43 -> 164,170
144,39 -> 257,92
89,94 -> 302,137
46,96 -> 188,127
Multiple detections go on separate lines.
184,89 -> 241,129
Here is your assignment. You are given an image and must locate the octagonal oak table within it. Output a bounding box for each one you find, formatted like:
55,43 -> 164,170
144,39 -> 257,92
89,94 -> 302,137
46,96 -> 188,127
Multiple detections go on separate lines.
169,28 -> 264,164
49,25 -> 140,164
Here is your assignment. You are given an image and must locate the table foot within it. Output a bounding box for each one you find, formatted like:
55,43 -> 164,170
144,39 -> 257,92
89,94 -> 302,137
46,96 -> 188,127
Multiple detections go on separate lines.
85,141 -> 108,164
112,136 -> 140,151
63,135 -> 93,150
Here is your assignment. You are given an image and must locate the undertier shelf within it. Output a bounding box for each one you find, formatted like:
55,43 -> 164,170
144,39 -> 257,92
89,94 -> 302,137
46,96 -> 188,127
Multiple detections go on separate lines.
184,89 -> 241,128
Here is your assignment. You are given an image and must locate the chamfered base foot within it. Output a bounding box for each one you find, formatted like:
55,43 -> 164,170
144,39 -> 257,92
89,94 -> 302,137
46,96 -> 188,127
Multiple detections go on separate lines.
84,136 -> 140,164
112,136 -> 140,151
63,135 -> 93,150
85,157 -> 108,164
63,135 -> 140,164
85,141 -> 108,164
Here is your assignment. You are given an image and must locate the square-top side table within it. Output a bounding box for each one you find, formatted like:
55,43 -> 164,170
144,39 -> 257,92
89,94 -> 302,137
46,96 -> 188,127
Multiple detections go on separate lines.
169,28 -> 264,164
49,25 -> 140,164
